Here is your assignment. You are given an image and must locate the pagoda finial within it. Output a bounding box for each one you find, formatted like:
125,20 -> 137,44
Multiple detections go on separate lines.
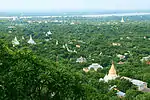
112,60 -> 114,64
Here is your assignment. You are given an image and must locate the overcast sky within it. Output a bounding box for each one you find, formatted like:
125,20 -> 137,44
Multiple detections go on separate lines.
0,0 -> 150,12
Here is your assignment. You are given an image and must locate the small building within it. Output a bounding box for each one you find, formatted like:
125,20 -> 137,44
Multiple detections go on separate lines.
120,37 -> 123,40
117,54 -> 126,60
70,22 -> 75,25
144,36 -> 147,39
27,35 -> 36,44
62,45 -> 65,49
76,45 -> 80,48
112,43 -> 121,46
117,61 -> 125,65
116,90 -> 126,98
126,37 -> 131,39
45,39 -> 50,42
47,30 -> 52,35
131,79 -> 147,91
121,77 -> 150,92
88,63 -> 103,71
109,85 -> 125,98
83,68 -> 89,72
76,56 -> 87,63
8,31 -> 12,33
140,56 -> 150,62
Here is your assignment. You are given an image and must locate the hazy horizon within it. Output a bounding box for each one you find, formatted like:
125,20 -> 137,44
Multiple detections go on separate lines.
0,0 -> 150,12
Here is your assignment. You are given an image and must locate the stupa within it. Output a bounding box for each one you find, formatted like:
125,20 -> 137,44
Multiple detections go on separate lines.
22,36 -> 25,40
12,37 -> 20,47
121,17 -> 125,23
27,35 -> 36,44
100,61 -> 119,82
76,56 -> 87,63
47,30 -> 52,35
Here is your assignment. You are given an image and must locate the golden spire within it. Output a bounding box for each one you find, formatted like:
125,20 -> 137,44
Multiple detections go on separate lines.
108,61 -> 117,76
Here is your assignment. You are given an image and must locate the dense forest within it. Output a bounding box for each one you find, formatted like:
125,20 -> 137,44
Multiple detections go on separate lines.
0,15 -> 150,100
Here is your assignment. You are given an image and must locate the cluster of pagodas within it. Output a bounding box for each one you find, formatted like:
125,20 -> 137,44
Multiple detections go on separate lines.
81,60 -> 150,93
12,35 -> 36,47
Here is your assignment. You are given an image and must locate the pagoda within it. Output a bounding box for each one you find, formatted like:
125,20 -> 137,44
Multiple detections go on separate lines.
12,37 -> 20,47
76,56 -> 87,63
27,35 -> 36,44
47,30 -> 52,35
100,61 -> 119,82
121,17 -> 125,23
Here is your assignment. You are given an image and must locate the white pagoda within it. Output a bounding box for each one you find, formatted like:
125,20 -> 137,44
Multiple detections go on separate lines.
27,35 -> 36,44
56,40 -> 58,45
12,37 -> 20,47
22,36 -> 25,40
76,56 -> 87,63
121,17 -> 125,23
47,30 -> 52,35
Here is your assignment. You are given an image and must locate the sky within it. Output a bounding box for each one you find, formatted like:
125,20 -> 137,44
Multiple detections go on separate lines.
0,0 -> 150,12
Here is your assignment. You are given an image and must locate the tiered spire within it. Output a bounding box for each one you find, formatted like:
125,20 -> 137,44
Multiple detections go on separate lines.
27,35 -> 36,44
121,17 -> 125,23
101,61 -> 118,82
108,61 -> 117,77
12,36 -> 20,47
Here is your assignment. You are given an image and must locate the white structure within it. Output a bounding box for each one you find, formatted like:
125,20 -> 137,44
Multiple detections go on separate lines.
83,68 -> 89,72
62,45 -> 65,49
65,44 -> 77,53
12,37 -> 20,47
22,36 -> 25,40
45,21 -> 48,23
56,40 -> 58,45
100,62 -> 119,82
8,31 -> 12,33
76,56 -> 87,63
99,52 -> 103,55
88,63 -> 103,71
109,85 -> 125,97
120,37 -> 123,40
117,54 -> 126,60
126,37 -> 131,39
121,77 -> 149,91
12,17 -> 18,21
121,17 -> 125,23
70,22 -> 75,25
112,43 -> 121,46
47,30 -> 52,35
27,35 -> 36,44
45,39 -> 50,42
140,56 -> 150,62
116,90 -> 126,97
